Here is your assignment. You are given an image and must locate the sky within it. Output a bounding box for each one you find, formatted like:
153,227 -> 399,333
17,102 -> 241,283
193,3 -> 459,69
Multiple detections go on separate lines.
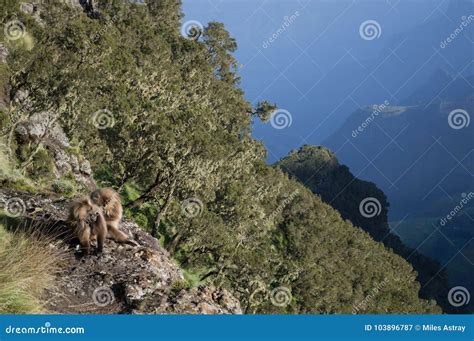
180,0 -> 474,303
181,0 -> 469,162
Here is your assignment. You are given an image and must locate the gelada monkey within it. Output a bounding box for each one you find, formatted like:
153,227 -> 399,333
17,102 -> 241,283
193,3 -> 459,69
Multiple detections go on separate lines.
89,187 -> 138,246
68,196 -> 106,256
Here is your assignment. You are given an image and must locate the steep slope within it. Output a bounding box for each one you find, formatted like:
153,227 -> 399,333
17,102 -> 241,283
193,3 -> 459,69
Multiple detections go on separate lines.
0,189 -> 241,314
276,145 -> 455,312
323,75 -> 474,313
0,0 -> 443,314
324,75 -> 474,219
251,0 -> 474,161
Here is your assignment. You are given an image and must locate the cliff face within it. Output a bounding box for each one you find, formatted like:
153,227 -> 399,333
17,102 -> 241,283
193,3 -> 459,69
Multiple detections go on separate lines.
276,145 -> 454,313
321,75 -> 474,313
0,0 -> 444,315
0,189 -> 242,314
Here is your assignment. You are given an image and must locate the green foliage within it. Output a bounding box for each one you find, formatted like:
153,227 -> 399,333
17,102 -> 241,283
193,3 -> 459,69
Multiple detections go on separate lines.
170,279 -> 192,292
170,267 -> 211,291
0,137 -> 79,194
52,178 -> 76,197
0,1 -> 441,314
202,22 -> 239,84
253,101 -> 277,122
120,183 -> 142,203
122,183 -> 157,232
182,268 -> 207,287
124,203 -> 157,234
28,147 -> 55,178
0,138 -> 36,191
276,144 -> 450,312
0,109 -> 8,129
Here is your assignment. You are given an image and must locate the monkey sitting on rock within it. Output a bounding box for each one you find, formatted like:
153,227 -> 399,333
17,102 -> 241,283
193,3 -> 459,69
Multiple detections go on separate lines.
69,188 -> 138,256
68,196 -> 107,256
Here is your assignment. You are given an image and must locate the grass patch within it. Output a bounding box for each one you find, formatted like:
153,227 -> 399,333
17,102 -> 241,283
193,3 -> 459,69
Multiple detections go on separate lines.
181,267 -> 214,287
0,223 -> 62,314
170,279 -> 192,291
182,268 -> 202,287
51,178 -> 77,197
0,139 -> 37,192
169,268 -> 209,292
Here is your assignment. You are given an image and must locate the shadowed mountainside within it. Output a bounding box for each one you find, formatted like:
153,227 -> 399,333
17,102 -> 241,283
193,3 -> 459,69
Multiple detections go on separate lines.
0,0 -> 447,314
276,145 -> 464,313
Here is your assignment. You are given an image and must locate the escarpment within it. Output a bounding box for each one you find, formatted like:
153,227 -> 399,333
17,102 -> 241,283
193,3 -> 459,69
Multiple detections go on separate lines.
0,189 -> 242,314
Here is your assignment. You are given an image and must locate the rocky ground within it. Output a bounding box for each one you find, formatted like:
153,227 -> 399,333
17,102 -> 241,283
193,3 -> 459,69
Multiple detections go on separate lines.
1,27 -> 241,315
0,189 -> 242,314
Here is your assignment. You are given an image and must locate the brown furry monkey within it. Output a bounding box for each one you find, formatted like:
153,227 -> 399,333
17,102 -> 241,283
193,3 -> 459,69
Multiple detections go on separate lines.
89,188 -> 137,246
68,196 -> 107,256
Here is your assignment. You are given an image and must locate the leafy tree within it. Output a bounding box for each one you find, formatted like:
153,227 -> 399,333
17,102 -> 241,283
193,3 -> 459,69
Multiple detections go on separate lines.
253,101 -> 277,122
0,0 -> 441,314
277,145 -> 451,312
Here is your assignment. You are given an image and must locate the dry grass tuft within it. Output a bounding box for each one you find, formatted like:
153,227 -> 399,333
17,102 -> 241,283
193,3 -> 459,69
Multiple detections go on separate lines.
0,223 -> 63,314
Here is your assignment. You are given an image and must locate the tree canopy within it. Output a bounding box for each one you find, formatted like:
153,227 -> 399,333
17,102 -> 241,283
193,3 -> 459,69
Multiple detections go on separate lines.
0,0 -> 440,313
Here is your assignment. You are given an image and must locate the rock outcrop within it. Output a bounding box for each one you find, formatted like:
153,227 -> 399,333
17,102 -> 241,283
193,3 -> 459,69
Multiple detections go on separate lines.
0,189 -> 242,314
13,109 -> 96,190
0,43 -> 8,64
1,61 -> 95,190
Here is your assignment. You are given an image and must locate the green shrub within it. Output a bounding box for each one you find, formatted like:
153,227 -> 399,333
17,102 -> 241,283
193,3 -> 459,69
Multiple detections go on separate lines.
170,279 -> 192,292
52,178 -> 76,196
30,147 -> 55,178
0,140 -> 36,192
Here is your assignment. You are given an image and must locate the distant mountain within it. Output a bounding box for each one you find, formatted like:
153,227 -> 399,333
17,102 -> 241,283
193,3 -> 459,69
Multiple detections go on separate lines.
340,0 -> 474,108
254,0 -> 474,162
323,74 -> 474,219
1,0 -> 447,315
276,145 -> 458,312
322,74 -> 474,312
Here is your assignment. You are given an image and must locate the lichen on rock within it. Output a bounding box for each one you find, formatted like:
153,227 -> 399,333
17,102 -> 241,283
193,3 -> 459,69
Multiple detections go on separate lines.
0,189 -> 242,314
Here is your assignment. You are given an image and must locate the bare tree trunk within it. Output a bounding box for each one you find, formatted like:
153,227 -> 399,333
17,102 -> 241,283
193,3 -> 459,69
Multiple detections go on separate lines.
151,177 -> 177,237
118,151 -> 153,192
117,174 -> 130,192
167,232 -> 183,254
125,173 -> 164,209
125,191 -> 153,209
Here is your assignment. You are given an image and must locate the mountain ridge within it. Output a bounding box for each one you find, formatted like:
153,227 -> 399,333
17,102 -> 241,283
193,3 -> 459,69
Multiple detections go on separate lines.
276,144 -> 458,312
0,0 -> 445,314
